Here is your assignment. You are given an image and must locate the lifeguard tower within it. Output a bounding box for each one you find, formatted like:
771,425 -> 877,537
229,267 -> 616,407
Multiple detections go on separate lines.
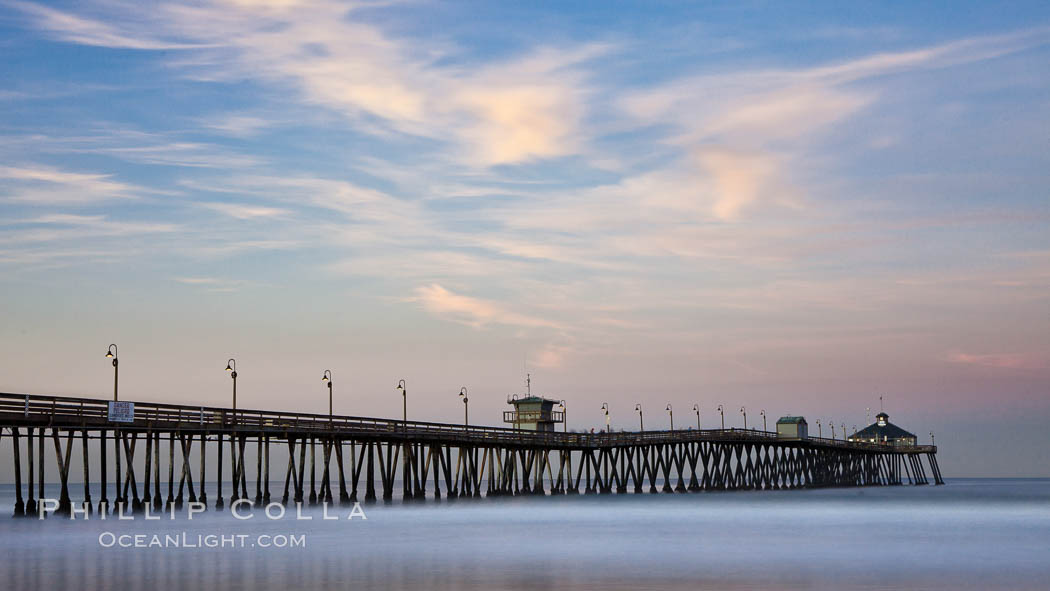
503,375 -> 564,431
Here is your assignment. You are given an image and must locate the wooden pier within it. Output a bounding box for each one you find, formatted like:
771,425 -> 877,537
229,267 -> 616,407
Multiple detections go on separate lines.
0,392 -> 944,517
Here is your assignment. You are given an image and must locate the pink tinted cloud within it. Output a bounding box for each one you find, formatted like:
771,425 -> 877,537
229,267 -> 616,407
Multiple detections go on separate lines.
946,351 -> 1046,370
410,284 -> 562,330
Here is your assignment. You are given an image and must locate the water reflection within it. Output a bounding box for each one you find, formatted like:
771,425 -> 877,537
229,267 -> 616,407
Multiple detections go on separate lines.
1,479 -> 1048,591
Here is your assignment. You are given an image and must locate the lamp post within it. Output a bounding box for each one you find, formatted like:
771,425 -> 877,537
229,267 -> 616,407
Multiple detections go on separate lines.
816,419 -> 822,439
841,423 -> 846,442
559,400 -> 567,433
601,402 -> 610,433
221,358 -> 238,510
225,358 -> 237,422
396,380 -> 406,431
459,387 -> 468,426
105,344 -> 119,512
717,404 -> 724,430
740,406 -> 747,430
322,370 -> 333,420
830,423 -> 836,440
692,404 -> 700,430
105,344 -> 119,401
666,404 -> 674,432
930,432 -> 935,446
760,410 -> 767,432
635,404 -> 644,431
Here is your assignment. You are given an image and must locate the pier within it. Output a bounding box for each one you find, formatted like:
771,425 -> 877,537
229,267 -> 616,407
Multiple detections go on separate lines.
0,392 -> 944,517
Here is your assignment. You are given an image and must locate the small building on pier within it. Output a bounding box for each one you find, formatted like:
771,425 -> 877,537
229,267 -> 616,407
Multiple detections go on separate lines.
776,416 -> 808,440
503,375 -> 565,431
504,395 -> 564,431
849,412 -> 917,446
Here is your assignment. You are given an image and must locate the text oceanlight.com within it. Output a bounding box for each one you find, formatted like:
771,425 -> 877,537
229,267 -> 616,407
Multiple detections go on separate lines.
98,532 -> 306,549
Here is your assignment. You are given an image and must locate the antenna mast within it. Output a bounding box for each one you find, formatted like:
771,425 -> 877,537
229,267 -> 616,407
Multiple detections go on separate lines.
523,354 -> 530,396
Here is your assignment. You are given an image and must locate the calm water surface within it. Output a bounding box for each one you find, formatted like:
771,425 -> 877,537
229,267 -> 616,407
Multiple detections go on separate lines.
0,479 -> 1047,590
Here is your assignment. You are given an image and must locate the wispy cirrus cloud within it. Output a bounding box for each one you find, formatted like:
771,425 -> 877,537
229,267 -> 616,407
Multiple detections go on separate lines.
93,142 -> 261,168
946,352 -> 1046,370
197,114 -> 275,138
198,202 -> 291,220
0,213 -> 179,243
617,27 -> 1050,221
408,283 -> 574,367
0,165 -> 143,204
6,0 -> 208,50
0,246 -> 119,267
9,0 -> 601,167
0,127 -> 262,170
410,284 -> 562,331
0,212 -> 180,268
622,27 -> 1050,133
172,276 -> 251,292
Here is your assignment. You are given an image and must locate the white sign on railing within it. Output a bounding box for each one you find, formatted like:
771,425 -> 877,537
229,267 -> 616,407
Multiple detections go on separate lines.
108,401 -> 135,423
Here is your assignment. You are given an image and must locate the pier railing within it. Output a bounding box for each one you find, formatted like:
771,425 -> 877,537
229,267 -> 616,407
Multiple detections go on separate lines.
0,392 -> 934,453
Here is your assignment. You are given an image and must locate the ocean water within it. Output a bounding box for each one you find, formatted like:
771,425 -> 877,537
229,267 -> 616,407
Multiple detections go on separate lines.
0,479 -> 1047,590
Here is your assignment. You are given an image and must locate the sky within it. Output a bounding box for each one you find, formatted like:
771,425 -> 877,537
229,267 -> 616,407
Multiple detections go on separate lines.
0,1 -> 1048,477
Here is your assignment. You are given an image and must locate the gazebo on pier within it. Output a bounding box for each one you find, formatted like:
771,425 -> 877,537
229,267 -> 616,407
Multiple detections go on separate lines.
848,412 -> 917,446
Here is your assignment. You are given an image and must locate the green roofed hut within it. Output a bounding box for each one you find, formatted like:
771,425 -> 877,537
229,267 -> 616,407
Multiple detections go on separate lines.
849,412 -> 917,446
776,416 -> 808,440
503,376 -> 564,431
504,395 -> 564,431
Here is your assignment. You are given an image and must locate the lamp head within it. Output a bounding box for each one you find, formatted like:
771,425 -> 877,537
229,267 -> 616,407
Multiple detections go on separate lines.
106,343 -> 117,358
322,370 -> 331,383
635,403 -> 641,412
666,404 -> 672,412
692,404 -> 699,412
397,379 -> 405,392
